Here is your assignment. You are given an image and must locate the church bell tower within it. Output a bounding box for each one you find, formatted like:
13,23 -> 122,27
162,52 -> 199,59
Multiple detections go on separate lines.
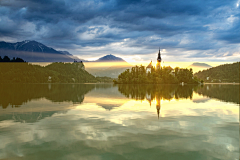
156,47 -> 162,70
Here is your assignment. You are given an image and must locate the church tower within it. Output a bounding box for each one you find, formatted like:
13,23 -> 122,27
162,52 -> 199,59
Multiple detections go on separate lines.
156,47 -> 162,70
156,97 -> 161,119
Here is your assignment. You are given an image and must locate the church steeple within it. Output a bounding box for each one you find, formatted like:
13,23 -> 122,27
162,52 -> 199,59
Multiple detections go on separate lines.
156,47 -> 162,70
157,47 -> 161,62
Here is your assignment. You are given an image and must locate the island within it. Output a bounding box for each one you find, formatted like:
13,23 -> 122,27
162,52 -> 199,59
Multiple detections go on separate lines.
113,49 -> 202,84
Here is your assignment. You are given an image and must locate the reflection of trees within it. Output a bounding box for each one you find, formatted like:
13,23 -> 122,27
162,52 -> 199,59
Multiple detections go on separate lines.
118,84 -> 198,101
0,84 -> 95,109
195,84 -> 239,104
118,84 -> 199,119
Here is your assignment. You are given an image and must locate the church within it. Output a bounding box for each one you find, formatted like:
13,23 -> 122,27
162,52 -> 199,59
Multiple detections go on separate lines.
146,48 -> 162,73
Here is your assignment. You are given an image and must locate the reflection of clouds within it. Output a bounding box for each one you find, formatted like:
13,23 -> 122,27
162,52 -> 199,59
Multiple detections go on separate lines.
84,85 -> 127,111
0,91 -> 239,159
0,98 -> 74,115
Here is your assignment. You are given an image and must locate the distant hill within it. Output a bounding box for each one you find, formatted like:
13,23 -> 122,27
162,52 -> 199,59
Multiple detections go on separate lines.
188,62 -> 212,73
86,65 -> 131,78
86,54 -> 132,78
0,40 -> 82,62
95,54 -> 125,62
0,61 -> 97,83
194,62 -> 239,83
189,62 -> 212,68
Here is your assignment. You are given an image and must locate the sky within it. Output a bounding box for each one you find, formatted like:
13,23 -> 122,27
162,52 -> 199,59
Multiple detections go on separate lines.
0,0 -> 240,62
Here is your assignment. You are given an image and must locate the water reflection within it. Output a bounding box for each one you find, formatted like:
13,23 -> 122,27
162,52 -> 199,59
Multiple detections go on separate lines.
0,84 -> 238,160
118,84 -> 200,118
0,84 -> 95,109
195,84 -> 239,104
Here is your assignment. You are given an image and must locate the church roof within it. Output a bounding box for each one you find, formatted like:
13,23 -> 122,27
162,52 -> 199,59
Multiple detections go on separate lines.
146,61 -> 152,68
165,66 -> 173,70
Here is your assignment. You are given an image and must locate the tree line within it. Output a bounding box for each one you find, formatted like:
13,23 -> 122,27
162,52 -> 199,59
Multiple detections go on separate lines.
0,56 -> 25,62
114,65 -> 202,84
0,56 -> 113,83
194,62 -> 239,83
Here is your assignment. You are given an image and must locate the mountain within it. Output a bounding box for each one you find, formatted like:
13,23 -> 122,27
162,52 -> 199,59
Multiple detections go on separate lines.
188,62 -> 212,73
85,54 -> 132,78
0,40 -> 81,62
58,51 -> 72,55
194,62 -> 239,83
58,50 -> 87,62
96,54 -> 125,62
86,66 -> 131,78
189,62 -> 212,68
0,40 -> 60,54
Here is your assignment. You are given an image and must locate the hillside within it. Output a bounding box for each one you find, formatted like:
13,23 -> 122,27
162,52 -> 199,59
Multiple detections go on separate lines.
194,62 -> 239,83
0,61 -> 97,83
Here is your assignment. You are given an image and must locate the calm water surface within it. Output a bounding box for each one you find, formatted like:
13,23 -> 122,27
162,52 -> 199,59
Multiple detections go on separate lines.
0,84 -> 239,160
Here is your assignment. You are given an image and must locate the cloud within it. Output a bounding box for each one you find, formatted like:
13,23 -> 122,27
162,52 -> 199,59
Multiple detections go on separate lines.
0,0 -> 239,61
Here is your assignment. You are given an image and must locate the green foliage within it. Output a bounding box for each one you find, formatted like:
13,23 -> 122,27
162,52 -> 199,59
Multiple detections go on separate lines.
114,65 -> 199,84
95,76 -> 113,83
194,62 -> 239,83
0,62 -> 105,83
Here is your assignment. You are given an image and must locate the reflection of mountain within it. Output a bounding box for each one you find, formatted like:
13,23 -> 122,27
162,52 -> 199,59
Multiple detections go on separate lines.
0,84 -> 95,109
84,84 -> 126,110
97,104 -> 121,110
195,84 -> 239,104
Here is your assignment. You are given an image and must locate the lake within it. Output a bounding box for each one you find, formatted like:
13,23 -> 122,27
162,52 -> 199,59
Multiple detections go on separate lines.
0,84 -> 239,160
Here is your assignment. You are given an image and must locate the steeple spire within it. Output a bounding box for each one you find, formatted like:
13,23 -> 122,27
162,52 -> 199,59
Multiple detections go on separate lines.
156,47 -> 162,70
157,47 -> 161,62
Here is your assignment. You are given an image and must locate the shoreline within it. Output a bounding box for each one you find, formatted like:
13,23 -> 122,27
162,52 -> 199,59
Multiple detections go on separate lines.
204,83 -> 239,85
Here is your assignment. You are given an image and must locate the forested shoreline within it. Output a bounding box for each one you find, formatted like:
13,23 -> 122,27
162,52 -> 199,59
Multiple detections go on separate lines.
194,62 -> 239,83
0,56 -> 112,83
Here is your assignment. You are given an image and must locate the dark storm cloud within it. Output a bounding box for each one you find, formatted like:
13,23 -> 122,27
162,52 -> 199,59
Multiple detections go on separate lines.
0,0 -> 239,60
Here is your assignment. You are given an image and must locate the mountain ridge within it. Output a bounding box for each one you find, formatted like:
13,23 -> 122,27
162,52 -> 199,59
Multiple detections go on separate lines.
95,54 -> 126,62
0,40 -> 80,62
0,40 -> 127,63
189,62 -> 212,68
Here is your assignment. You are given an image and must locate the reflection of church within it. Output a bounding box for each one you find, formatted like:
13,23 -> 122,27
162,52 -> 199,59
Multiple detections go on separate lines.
146,48 -> 162,73
146,93 -> 161,119
156,97 -> 161,119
